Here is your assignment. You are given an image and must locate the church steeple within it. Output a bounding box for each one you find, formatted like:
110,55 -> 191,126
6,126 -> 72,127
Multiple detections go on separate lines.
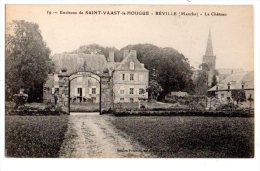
205,29 -> 214,56
202,29 -> 216,87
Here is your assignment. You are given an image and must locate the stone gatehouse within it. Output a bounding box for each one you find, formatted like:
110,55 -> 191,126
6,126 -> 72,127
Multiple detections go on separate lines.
43,50 -> 149,113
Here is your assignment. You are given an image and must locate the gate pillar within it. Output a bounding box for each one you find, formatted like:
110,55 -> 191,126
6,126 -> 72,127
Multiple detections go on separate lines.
100,75 -> 113,113
58,72 -> 69,114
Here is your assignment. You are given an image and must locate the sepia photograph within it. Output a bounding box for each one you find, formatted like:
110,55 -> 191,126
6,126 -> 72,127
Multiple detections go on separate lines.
4,4 -> 255,159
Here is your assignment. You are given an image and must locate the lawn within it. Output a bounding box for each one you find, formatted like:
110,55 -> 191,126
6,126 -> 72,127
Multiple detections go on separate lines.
70,103 -> 99,112
109,116 -> 254,158
5,115 -> 68,157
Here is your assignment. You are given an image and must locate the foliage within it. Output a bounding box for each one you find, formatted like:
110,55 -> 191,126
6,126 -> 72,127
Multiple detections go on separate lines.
146,80 -> 163,100
72,43 -> 120,61
216,103 -> 237,111
6,20 -> 55,102
194,70 -> 208,95
211,74 -> 217,88
13,93 -> 28,109
119,44 -> 195,99
231,89 -> 246,104
72,43 -> 195,99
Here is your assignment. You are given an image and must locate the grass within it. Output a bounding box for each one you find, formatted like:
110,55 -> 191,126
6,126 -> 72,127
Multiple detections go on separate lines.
70,103 -> 99,112
5,115 -> 68,157
110,116 -> 254,158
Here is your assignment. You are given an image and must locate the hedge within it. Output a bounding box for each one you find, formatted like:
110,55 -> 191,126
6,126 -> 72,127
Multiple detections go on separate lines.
114,110 -> 254,117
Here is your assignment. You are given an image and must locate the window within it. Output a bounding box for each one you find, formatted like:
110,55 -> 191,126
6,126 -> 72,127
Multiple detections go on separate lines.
77,88 -> 82,96
120,98 -> 124,101
120,90 -> 124,94
129,88 -> 134,95
139,88 -> 145,95
92,88 -> 96,94
130,98 -> 134,103
130,62 -> 134,70
130,74 -> 134,81
221,94 -> 224,98
122,74 -> 125,80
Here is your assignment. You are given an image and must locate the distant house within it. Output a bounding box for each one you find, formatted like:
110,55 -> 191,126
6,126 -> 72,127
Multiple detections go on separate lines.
208,71 -> 254,107
43,50 -> 149,104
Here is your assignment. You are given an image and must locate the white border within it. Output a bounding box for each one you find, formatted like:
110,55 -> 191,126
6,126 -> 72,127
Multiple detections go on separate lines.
0,1 -> 259,171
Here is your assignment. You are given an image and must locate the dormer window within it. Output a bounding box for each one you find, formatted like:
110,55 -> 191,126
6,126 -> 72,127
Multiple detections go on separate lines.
130,62 -> 135,70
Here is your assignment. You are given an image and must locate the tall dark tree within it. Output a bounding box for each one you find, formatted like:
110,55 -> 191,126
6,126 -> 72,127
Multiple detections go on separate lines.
194,70 -> 208,95
6,20 -> 55,102
211,75 -> 217,88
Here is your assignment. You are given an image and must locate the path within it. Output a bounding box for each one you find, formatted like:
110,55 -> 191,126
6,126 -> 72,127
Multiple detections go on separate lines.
59,115 -> 155,158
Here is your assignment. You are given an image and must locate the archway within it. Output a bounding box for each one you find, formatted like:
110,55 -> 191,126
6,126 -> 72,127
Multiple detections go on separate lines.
68,70 -> 102,114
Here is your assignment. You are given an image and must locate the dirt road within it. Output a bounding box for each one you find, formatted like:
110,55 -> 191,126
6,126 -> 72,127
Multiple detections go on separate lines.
59,115 -> 155,158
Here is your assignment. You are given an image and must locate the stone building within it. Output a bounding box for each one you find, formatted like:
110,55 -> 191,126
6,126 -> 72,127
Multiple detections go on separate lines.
208,71 -> 254,108
43,50 -> 149,111
112,50 -> 149,103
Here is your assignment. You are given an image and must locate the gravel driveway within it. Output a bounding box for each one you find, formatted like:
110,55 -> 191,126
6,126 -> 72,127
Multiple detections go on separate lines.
59,115 -> 155,158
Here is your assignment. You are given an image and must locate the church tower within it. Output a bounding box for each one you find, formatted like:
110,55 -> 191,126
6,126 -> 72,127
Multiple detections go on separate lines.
202,29 -> 216,86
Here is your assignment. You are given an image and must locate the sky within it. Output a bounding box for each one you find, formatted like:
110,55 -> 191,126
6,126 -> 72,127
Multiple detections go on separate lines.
6,4 -> 254,70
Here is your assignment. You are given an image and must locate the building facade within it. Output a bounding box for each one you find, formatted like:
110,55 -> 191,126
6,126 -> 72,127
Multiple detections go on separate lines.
208,71 -> 254,108
113,50 -> 149,103
43,50 -> 149,105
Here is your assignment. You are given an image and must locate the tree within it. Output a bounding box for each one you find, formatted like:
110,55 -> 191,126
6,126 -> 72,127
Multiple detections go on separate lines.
211,75 -> 217,88
70,43 -> 195,100
119,44 -> 195,100
72,44 -> 120,62
146,80 -> 163,100
6,20 -> 55,102
231,89 -> 246,105
194,70 -> 208,95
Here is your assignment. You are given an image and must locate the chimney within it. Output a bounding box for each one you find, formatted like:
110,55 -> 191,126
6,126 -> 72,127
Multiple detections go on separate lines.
108,50 -> 114,62
123,49 -> 130,58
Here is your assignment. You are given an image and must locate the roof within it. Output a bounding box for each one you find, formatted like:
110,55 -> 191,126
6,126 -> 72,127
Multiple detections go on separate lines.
208,71 -> 254,91
52,53 -> 109,74
205,29 -> 214,56
115,50 -> 148,71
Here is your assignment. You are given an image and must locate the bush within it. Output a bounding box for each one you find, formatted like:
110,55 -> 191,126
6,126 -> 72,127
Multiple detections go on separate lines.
216,103 -> 237,111
13,93 -> 28,109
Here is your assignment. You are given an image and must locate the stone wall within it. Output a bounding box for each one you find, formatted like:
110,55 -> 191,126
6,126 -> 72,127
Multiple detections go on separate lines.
56,72 -> 113,114
100,75 -> 113,113
43,74 -> 54,104
58,73 -> 69,113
